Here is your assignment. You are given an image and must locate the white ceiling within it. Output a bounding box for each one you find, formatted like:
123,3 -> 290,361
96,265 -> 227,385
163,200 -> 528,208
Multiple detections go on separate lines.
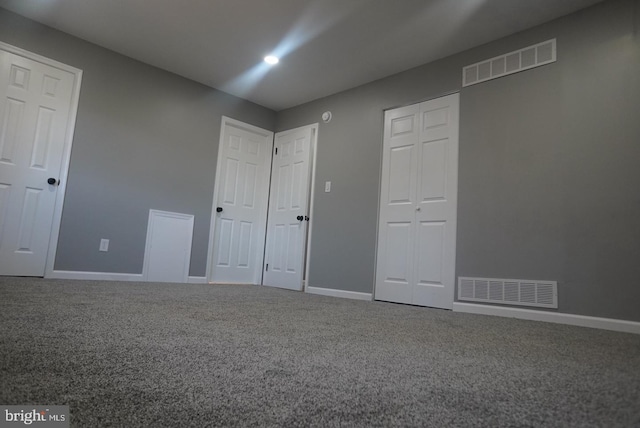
0,0 -> 603,111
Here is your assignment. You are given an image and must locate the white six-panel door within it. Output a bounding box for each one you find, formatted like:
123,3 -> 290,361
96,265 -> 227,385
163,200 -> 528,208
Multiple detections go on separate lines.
262,126 -> 314,291
208,117 -> 273,284
375,103 -> 420,304
0,47 -> 78,276
375,94 -> 459,309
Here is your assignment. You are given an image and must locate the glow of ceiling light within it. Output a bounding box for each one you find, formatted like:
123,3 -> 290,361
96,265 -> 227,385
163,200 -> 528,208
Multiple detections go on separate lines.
264,55 -> 279,65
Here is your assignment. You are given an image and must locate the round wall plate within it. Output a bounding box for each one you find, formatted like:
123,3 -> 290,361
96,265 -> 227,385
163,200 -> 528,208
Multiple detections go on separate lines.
322,111 -> 332,123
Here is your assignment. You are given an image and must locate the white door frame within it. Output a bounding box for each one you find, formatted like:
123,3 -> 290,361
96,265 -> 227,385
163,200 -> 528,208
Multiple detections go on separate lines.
0,42 -> 83,278
205,116 -> 274,284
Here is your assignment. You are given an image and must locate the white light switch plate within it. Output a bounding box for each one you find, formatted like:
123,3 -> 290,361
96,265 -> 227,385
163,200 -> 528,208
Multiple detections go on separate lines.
325,181 -> 331,192
99,239 -> 109,252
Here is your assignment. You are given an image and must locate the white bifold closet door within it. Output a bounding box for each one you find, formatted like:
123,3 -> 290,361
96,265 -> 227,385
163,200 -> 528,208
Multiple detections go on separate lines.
375,93 -> 459,309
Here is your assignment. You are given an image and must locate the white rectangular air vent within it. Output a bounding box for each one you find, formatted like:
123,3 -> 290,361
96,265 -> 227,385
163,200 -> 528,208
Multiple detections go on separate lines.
462,39 -> 556,87
458,277 -> 558,308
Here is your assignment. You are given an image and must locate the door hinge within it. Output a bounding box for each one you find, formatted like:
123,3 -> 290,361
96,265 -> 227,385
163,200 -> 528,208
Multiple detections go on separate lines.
275,147 -> 278,155
265,264 -> 269,271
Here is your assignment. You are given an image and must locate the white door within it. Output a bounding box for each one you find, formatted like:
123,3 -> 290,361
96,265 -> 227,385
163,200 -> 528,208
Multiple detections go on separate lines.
375,103 -> 420,305
208,117 -> 273,284
0,47 -> 78,276
144,210 -> 194,283
375,93 -> 459,309
263,126 -> 314,291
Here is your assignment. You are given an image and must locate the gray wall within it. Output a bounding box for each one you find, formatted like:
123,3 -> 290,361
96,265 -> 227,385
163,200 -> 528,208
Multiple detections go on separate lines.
277,0 -> 640,322
0,9 -> 276,277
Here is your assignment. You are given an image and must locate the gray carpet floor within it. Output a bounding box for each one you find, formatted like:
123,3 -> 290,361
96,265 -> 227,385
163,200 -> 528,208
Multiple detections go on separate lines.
1,277 -> 639,427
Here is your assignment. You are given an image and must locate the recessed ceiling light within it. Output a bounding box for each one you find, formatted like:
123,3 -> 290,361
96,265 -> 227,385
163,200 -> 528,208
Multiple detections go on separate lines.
264,55 -> 279,65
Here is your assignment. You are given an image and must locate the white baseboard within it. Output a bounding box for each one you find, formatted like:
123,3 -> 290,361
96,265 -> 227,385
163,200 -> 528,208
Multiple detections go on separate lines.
48,270 -> 207,284
48,270 -> 144,282
306,286 -> 372,301
453,302 -> 640,335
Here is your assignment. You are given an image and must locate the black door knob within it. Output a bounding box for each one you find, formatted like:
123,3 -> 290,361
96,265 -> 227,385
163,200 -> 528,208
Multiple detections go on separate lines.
47,177 -> 58,185
216,207 -> 223,213
296,215 -> 303,221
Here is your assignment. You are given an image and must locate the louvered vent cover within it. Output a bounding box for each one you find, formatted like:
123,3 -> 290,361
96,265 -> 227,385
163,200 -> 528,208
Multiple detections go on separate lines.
462,39 -> 556,87
458,277 -> 557,308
